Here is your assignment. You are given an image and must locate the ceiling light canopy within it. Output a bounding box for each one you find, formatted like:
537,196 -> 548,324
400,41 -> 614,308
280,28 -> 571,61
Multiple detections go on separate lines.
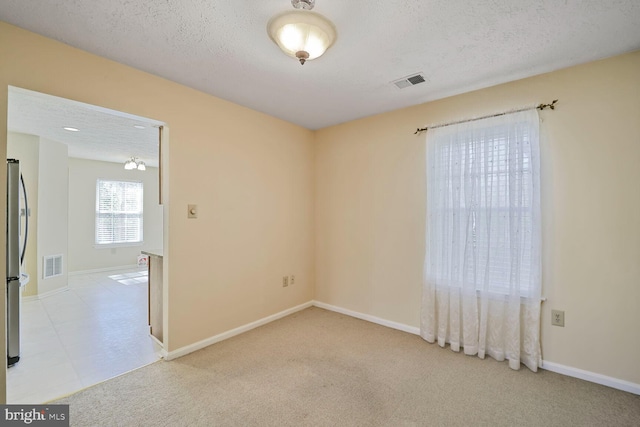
291,0 -> 314,10
267,1 -> 336,65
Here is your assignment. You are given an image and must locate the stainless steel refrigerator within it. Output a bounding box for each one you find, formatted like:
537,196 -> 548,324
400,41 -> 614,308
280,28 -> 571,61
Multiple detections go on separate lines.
7,159 -> 29,366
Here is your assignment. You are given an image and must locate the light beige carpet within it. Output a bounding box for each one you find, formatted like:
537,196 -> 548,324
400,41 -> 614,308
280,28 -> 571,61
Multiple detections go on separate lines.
56,307 -> 640,426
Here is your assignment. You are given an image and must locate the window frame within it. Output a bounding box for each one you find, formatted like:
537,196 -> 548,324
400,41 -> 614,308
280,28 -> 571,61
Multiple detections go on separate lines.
95,179 -> 144,248
426,117 -> 540,300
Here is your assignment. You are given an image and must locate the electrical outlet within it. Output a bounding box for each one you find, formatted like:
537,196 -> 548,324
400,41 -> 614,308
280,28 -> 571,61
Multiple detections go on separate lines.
551,310 -> 565,327
290,275 -> 295,285
282,276 -> 289,287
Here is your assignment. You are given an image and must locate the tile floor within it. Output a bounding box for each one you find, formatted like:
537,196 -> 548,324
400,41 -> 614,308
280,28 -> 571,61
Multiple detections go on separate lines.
7,267 -> 162,403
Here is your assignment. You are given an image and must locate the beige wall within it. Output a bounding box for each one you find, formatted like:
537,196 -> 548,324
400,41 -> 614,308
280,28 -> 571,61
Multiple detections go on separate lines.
68,158 -> 163,272
315,51 -> 640,385
0,20 -> 315,398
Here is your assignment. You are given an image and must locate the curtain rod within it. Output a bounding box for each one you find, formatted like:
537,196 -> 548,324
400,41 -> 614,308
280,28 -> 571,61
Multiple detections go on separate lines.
414,100 -> 558,135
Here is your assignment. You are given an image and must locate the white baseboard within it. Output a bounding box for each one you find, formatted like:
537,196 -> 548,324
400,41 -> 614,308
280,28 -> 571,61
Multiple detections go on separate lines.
164,301 -> 314,361
541,360 -> 640,395
312,300 -> 420,335
23,264 -> 142,300
162,299 -> 639,396
159,348 -> 169,360
22,286 -> 69,302
68,264 -> 141,276
149,331 -> 163,347
152,330 -> 168,360
313,300 -> 639,396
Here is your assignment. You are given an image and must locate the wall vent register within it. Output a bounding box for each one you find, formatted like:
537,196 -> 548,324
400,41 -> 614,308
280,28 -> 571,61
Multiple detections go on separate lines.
43,254 -> 63,279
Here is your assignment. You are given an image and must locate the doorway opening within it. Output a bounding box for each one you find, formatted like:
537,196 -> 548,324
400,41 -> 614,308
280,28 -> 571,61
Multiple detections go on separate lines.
5,86 -> 168,403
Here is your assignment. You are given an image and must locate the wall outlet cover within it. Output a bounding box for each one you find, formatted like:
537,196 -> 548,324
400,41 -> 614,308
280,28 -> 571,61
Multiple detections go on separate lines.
551,309 -> 565,327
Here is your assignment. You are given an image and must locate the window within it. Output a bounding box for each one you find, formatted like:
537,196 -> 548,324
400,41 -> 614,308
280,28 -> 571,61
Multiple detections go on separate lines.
422,110 -> 542,371
95,180 -> 143,246
425,110 -> 541,299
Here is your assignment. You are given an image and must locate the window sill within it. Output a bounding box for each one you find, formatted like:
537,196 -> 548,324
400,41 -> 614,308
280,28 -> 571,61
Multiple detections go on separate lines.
94,242 -> 144,249
476,289 -> 546,303
433,285 -> 545,303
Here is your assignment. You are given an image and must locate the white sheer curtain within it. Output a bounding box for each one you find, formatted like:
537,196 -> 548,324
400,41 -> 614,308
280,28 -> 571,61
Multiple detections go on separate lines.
420,109 -> 542,371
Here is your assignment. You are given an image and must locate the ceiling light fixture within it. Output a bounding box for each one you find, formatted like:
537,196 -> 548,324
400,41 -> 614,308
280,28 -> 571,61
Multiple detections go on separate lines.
63,127 -> 79,132
267,0 -> 336,65
133,125 -> 146,129
124,157 -> 146,171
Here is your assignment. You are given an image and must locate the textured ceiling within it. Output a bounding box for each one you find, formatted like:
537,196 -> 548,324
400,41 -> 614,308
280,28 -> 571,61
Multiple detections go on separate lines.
8,87 -> 162,167
2,0 -> 640,132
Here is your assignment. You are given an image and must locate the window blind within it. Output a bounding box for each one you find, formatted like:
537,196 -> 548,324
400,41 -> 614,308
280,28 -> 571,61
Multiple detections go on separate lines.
95,180 -> 143,245
427,116 -> 539,299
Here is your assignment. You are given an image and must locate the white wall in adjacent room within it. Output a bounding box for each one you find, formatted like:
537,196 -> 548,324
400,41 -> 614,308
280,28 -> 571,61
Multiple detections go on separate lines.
67,157 -> 163,273
37,138 -> 69,295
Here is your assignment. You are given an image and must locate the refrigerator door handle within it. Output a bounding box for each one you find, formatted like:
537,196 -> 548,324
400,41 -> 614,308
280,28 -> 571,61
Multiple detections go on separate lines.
19,173 -> 28,266
6,159 -> 20,279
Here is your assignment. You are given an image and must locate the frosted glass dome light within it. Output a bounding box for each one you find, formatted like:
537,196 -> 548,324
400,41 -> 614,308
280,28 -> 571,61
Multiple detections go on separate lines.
267,11 -> 337,65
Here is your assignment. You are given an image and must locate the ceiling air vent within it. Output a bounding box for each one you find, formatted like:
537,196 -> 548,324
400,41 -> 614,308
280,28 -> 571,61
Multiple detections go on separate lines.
392,73 -> 427,89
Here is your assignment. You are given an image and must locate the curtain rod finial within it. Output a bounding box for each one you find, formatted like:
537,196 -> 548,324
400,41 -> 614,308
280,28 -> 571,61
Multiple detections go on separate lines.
538,99 -> 559,110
